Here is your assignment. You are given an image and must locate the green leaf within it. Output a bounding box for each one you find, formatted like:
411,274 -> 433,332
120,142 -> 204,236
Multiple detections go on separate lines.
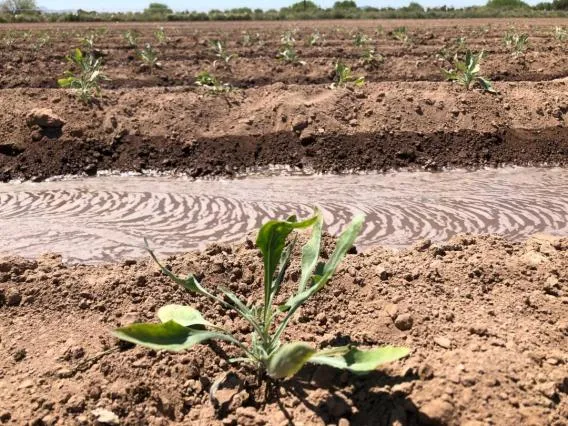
57,77 -> 75,88
271,215 -> 365,346
309,346 -> 410,373
441,69 -> 457,81
256,212 -> 319,324
256,213 -> 319,286
286,214 -> 364,308
354,76 -> 365,87
73,48 -> 83,63
157,304 -> 212,327
298,211 -> 323,293
270,237 -> 296,301
113,320 -> 237,352
266,342 -> 316,379
477,77 -> 498,94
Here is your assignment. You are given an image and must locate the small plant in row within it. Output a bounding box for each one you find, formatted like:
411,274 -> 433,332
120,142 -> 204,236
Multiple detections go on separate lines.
277,46 -> 305,65
210,39 -> 237,69
240,31 -> 264,47
57,48 -> 109,103
154,26 -> 167,44
195,71 -> 232,93
123,30 -> 139,48
114,211 -> 409,380
392,26 -> 411,45
442,50 -> 497,94
353,31 -> 372,47
503,31 -> 528,57
360,48 -> 384,70
331,61 -> 365,89
138,44 -> 161,74
280,29 -> 297,47
553,26 -> 567,42
306,31 -> 323,47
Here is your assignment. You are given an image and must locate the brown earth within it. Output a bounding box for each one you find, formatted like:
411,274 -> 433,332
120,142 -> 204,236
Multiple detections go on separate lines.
1,19 -> 568,181
1,232 -> 567,425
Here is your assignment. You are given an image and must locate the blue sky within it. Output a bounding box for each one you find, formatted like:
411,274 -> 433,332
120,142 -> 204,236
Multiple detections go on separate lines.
40,0 -> 538,12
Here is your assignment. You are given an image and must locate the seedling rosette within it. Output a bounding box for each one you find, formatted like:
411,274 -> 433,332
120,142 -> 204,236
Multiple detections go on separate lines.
331,61 -> 365,89
114,210 -> 409,380
57,48 -> 109,103
442,50 -> 497,94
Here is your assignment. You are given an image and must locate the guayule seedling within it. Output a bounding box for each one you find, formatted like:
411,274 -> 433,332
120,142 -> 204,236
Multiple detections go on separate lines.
138,44 -> 160,74
114,211 -> 409,380
331,61 -> 365,88
442,50 -> 497,94
57,48 -> 109,103
195,71 -> 232,93
210,39 -> 237,69
123,30 -> 138,48
503,31 -> 528,57
277,47 -> 305,65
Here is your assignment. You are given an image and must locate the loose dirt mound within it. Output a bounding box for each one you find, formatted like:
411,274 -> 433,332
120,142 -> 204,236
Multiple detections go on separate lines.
1,20 -> 567,181
1,233 -> 566,425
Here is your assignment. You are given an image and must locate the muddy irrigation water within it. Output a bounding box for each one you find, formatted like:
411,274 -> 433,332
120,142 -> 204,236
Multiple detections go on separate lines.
1,167 -> 567,263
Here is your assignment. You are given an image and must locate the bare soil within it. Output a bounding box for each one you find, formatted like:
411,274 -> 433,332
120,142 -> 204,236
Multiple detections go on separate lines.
0,233 -> 567,425
1,19 -> 567,181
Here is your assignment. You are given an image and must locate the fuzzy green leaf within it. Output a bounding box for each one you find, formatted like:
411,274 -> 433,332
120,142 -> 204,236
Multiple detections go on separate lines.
57,77 -> 75,88
309,346 -> 410,373
256,212 -> 319,323
266,342 -> 316,379
298,212 -> 323,293
285,214 -> 364,309
157,305 -> 212,327
113,320 -> 236,352
477,77 -> 498,94
256,214 -> 319,285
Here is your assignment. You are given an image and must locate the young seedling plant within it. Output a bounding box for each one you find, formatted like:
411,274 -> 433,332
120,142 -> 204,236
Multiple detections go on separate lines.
554,26 -> 567,42
154,26 -> 167,44
503,31 -> 528,57
392,27 -> 410,45
360,48 -> 384,70
331,61 -> 365,89
210,39 -> 237,69
442,50 -> 497,94
138,44 -> 161,74
306,31 -> 322,47
114,211 -> 409,380
79,33 -> 96,54
57,48 -> 109,103
195,71 -> 232,93
353,32 -> 371,47
277,47 -> 305,66
124,30 -> 139,49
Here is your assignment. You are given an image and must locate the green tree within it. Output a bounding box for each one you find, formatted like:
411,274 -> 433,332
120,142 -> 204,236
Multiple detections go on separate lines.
486,0 -> 530,8
552,0 -> 568,9
287,1 -> 320,11
333,1 -> 358,8
143,2 -> 172,14
0,0 -> 37,14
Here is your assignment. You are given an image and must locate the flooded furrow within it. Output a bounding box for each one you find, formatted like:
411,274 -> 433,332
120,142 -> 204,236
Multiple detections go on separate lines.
1,167 -> 567,263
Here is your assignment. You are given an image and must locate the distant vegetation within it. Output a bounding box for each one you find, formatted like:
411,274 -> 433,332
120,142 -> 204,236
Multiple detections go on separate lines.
0,0 -> 567,22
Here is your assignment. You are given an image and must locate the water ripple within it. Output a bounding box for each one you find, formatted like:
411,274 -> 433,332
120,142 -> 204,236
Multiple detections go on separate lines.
1,167 -> 567,263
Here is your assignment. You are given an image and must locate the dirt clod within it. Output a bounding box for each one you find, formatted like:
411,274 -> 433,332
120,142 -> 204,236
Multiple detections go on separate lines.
26,108 -> 65,129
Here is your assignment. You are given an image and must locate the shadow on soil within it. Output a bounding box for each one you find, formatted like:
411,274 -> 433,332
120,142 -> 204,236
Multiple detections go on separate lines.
276,365 -> 423,426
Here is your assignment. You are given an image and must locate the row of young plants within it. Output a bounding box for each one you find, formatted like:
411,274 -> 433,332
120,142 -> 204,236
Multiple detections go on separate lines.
48,24 -> 567,102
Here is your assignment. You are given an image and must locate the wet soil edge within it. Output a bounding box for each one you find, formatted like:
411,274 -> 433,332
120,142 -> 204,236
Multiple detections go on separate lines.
1,126 -> 568,182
